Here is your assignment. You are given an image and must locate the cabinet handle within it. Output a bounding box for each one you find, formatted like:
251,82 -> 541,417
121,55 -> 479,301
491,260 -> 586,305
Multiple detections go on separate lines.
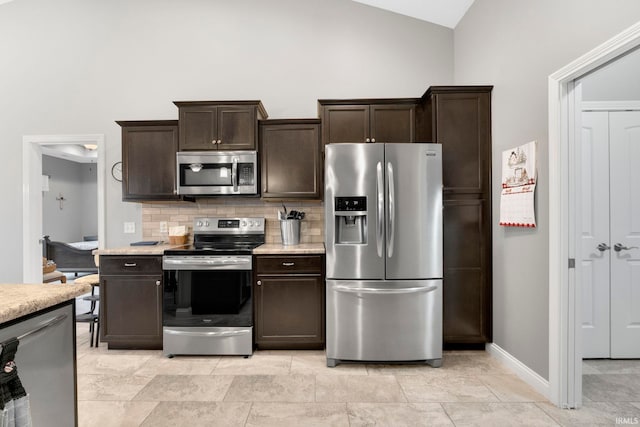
217,139 -> 222,144
156,280 -> 161,286
124,263 -> 137,267
365,138 -> 371,143
371,138 -> 376,143
257,280 -> 262,286
282,262 -> 295,267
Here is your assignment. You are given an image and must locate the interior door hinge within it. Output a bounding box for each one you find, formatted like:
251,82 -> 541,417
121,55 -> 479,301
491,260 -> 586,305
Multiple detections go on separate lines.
568,258 -> 575,269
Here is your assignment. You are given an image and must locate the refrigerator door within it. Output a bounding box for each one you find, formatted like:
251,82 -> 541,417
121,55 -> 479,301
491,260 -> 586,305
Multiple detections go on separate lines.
325,144 -> 385,280
326,279 -> 443,363
385,143 -> 442,280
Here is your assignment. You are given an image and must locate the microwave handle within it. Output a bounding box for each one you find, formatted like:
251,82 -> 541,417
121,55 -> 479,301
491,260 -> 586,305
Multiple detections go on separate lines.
232,157 -> 238,192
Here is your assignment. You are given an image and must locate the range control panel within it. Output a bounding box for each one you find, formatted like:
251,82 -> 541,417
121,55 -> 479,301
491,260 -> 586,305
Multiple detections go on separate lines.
335,196 -> 367,212
193,217 -> 264,234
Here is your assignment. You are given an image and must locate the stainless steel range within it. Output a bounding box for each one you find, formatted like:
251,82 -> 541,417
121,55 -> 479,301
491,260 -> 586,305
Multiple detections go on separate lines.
162,217 -> 264,357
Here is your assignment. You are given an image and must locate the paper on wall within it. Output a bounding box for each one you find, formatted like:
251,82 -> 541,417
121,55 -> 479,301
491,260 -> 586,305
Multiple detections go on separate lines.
499,141 -> 537,228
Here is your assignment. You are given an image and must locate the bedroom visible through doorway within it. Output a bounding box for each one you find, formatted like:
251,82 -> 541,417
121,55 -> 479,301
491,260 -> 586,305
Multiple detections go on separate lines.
22,134 -> 105,285
41,144 -> 99,281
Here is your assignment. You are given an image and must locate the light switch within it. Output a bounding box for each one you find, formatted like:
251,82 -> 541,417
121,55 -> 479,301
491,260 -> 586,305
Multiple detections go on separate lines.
124,222 -> 135,233
160,221 -> 168,233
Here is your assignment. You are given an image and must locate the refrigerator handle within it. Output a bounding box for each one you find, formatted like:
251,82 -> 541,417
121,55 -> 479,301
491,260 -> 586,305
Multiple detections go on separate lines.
376,162 -> 384,258
387,161 -> 395,258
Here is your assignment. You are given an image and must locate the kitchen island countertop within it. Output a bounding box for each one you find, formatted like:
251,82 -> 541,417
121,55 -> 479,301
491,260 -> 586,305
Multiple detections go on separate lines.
253,243 -> 325,254
0,283 -> 92,324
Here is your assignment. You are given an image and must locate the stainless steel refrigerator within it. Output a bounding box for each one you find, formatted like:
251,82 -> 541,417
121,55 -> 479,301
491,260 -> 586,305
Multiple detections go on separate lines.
325,143 -> 443,367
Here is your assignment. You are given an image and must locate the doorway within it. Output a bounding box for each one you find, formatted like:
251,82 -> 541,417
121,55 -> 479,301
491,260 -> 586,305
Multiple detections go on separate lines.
22,134 -> 105,284
548,21 -> 640,409
580,108 -> 640,360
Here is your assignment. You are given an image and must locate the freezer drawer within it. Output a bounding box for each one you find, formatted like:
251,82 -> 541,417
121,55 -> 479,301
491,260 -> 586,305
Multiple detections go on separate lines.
326,279 -> 442,365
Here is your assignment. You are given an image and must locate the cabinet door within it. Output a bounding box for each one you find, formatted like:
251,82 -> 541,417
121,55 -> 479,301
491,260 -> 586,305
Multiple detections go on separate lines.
370,104 -> 416,143
322,105 -> 370,145
432,91 -> 491,194
121,122 -> 179,201
443,199 -> 490,343
178,106 -> 218,151
255,275 -> 325,349
101,275 -> 163,349
260,122 -> 321,199
217,106 -> 257,150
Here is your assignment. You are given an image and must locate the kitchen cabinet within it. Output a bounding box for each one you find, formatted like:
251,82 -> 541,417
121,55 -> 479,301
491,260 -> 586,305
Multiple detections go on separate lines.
418,86 -> 493,346
174,101 -> 268,151
117,120 -> 180,201
253,254 -> 325,349
259,119 -> 322,200
99,255 -> 163,349
318,99 -> 417,145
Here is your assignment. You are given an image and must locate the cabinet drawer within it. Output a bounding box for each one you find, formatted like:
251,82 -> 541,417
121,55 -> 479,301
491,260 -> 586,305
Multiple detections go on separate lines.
255,255 -> 323,274
99,256 -> 162,275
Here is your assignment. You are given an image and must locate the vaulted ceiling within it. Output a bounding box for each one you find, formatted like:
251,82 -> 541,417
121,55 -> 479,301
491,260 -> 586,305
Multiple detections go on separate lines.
351,0 -> 475,28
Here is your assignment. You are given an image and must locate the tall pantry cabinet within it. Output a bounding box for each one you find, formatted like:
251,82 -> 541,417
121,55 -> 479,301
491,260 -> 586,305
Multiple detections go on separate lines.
418,86 -> 493,346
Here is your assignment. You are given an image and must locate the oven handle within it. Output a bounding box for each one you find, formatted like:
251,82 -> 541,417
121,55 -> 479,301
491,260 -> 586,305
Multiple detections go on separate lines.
163,258 -> 250,265
164,328 -> 251,338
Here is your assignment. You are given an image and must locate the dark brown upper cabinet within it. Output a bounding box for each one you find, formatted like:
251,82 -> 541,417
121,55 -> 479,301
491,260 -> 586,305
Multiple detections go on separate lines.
259,119 -> 322,200
117,120 -> 180,201
318,99 -> 417,145
417,86 -> 493,346
174,101 -> 267,151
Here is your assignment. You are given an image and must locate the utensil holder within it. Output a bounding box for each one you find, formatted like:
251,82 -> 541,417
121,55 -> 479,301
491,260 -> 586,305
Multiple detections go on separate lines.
280,219 -> 301,245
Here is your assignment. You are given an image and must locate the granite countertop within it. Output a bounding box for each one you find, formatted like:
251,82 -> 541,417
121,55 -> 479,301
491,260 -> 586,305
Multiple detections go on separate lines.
0,283 -> 93,324
94,243 -> 187,256
253,243 -> 325,254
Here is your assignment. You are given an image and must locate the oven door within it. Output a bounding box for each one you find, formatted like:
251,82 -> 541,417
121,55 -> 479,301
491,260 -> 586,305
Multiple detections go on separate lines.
177,151 -> 257,196
162,255 -> 253,356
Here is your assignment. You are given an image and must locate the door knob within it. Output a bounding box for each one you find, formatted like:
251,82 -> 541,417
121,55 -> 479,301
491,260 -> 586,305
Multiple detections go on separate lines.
596,243 -> 611,252
614,243 -> 639,252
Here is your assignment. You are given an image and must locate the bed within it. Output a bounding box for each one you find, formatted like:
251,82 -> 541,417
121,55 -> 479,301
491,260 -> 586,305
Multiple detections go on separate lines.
42,235 -> 99,275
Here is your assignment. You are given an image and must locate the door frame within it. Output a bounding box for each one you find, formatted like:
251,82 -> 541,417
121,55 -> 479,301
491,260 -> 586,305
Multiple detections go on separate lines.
22,134 -> 106,283
548,21 -> 640,408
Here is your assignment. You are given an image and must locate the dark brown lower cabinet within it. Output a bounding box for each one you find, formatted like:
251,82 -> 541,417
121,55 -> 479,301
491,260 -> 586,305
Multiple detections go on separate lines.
253,254 -> 325,349
100,255 -> 163,349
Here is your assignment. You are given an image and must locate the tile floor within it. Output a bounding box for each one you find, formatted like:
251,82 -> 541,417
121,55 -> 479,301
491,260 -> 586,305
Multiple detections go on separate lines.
73,322 -> 640,426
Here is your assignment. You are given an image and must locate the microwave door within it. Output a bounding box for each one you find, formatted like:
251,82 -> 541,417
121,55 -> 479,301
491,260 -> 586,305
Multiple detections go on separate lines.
183,164 -> 232,186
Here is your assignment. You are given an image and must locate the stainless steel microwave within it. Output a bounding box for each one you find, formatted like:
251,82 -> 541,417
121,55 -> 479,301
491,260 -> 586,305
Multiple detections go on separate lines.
176,151 -> 258,196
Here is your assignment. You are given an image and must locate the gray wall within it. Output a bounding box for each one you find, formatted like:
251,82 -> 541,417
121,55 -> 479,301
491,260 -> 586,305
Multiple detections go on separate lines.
0,0 -> 453,282
42,156 -> 97,243
454,0 -> 640,379
581,46 -> 640,101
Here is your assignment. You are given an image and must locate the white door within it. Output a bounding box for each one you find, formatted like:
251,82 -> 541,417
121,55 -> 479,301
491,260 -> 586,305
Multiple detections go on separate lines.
609,111 -> 640,358
581,110 -> 640,358
580,111 -> 611,358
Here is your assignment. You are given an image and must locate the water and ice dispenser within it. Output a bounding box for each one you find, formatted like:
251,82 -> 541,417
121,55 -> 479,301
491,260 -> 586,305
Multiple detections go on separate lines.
333,196 -> 367,244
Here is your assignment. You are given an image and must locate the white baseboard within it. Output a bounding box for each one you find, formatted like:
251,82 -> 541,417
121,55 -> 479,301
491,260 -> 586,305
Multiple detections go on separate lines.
486,343 -> 550,399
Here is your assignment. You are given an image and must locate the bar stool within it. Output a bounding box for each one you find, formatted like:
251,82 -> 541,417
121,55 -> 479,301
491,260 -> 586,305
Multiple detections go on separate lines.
75,273 -> 100,347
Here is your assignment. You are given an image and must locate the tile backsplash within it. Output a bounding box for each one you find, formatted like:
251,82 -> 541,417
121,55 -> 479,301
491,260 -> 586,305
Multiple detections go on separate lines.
142,199 -> 324,244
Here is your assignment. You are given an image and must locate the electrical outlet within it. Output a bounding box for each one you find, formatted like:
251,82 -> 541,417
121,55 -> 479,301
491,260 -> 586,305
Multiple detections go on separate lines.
124,222 -> 135,234
160,221 -> 168,233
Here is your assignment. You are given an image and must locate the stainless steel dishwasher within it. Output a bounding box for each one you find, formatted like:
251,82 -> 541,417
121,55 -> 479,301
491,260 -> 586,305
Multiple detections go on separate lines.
0,303 -> 77,427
